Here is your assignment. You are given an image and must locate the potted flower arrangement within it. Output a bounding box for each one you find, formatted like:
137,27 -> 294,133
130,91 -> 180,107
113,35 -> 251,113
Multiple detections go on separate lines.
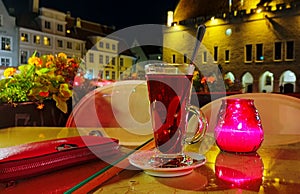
0,52 -> 80,114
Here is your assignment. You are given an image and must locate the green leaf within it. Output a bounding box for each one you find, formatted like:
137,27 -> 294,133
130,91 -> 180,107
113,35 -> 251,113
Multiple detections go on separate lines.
53,94 -> 68,113
36,68 -> 51,75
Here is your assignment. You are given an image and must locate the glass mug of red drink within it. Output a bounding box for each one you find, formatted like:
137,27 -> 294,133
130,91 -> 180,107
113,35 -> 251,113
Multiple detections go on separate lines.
145,63 -> 208,167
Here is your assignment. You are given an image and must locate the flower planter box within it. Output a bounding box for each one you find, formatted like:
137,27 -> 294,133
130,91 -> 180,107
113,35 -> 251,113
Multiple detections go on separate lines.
0,100 -> 71,129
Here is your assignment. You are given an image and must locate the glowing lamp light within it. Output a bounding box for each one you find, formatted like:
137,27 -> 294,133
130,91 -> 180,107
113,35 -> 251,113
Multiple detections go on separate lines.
214,99 -> 264,153
256,8 -> 262,13
167,11 -> 173,27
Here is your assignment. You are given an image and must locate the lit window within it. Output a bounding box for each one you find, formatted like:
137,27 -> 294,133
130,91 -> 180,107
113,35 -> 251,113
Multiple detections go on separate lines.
33,35 -> 40,44
105,71 -> 110,79
1,37 -> 11,51
43,36 -> 51,46
20,33 -> 29,42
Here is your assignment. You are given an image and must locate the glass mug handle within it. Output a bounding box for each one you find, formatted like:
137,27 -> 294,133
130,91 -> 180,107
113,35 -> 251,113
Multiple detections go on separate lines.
185,104 -> 208,144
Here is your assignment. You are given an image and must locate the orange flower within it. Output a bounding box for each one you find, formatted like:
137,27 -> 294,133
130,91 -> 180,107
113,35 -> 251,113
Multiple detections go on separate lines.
45,61 -> 53,68
47,54 -> 55,61
28,56 -> 43,67
37,103 -> 45,109
201,77 -> 207,84
3,67 -> 16,78
207,76 -> 216,83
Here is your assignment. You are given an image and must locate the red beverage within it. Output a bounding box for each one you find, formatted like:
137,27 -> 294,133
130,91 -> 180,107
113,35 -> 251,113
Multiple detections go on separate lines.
146,74 -> 193,154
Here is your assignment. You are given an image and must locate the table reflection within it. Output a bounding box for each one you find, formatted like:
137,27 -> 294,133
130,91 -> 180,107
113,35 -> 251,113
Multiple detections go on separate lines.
215,151 -> 263,191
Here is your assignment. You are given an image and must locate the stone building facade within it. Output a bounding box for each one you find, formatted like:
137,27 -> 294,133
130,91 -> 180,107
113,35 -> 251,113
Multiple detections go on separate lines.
163,0 -> 300,93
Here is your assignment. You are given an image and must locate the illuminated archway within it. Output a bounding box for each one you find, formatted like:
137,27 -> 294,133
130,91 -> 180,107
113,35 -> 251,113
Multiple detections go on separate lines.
259,71 -> 274,93
242,72 -> 254,93
279,70 -> 296,93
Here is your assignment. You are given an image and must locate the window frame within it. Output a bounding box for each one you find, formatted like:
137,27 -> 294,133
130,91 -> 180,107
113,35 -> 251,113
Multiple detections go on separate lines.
225,49 -> 230,63
1,36 -> 12,51
213,46 -> 218,63
20,50 -> 29,64
43,36 -> 51,46
57,39 -> 63,48
244,44 -> 253,63
0,57 -> 11,67
203,51 -> 207,64
20,33 -> 29,43
44,21 -> 51,29
273,41 -> 283,61
255,43 -> 264,63
285,40 -> 295,61
0,15 -> 3,26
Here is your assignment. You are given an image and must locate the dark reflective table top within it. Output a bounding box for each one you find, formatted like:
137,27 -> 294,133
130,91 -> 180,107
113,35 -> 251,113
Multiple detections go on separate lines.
91,133 -> 300,193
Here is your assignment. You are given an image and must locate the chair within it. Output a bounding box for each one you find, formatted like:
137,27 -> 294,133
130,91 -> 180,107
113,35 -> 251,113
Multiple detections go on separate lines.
201,93 -> 300,134
66,80 -> 153,136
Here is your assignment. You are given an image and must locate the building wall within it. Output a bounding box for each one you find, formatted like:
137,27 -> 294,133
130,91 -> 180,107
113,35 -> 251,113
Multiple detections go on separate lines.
0,0 -> 18,69
164,1 -> 300,93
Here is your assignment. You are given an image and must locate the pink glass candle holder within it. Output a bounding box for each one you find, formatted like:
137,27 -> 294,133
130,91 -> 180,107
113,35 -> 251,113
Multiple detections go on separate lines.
214,98 -> 264,153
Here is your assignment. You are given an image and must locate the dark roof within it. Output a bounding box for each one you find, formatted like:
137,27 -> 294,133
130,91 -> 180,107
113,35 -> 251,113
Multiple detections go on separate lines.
173,0 -> 229,22
66,16 -> 115,40
140,45 -> 162,57
15,13 -> 40,30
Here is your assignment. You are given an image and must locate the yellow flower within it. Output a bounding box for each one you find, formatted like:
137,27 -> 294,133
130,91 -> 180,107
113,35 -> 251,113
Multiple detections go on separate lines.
28,56 -> 43,67
0,51 -> 80,113
3,67 -> 16,78
47,54 -> 55,61
58,53 -> 67,59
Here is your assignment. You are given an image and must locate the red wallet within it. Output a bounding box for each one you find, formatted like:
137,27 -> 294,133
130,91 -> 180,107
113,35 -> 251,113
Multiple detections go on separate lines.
0,135 -> 119,182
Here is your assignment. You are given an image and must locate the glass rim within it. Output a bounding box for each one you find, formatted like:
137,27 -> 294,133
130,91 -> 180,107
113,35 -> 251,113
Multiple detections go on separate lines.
222,98 -> 254,102
145,63 -> 195,75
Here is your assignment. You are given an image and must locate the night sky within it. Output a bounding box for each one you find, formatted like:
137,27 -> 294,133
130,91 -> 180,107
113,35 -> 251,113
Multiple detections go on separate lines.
39,0 -> 178,29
